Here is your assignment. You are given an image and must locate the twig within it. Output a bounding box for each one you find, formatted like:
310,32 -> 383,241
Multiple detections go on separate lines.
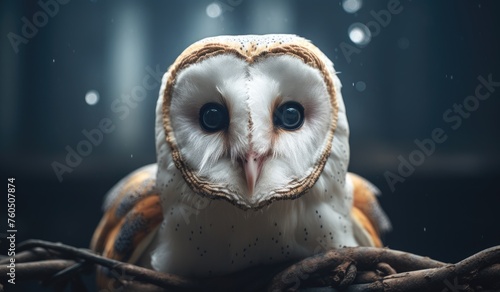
0,259 -> 75,280
0,247 -> 60,265
17,239 -> 200,290
357,246 -> 500,292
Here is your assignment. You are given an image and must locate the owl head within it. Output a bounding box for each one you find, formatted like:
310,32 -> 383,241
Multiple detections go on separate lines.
155,34 -> 349,210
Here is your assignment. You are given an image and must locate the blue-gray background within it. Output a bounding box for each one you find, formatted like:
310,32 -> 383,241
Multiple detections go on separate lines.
1,0 -> 499,290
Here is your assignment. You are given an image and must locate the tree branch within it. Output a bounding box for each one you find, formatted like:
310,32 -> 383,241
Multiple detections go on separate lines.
0,239 -> 498,291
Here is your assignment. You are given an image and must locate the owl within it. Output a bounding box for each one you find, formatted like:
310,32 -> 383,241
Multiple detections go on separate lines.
91,34 -> 391,287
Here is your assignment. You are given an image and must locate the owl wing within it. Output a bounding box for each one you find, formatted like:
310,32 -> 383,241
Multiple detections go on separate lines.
348,173 -> 392,247
91,163 -> 163,283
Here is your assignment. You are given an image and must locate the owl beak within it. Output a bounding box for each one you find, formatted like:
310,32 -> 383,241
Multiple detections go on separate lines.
242,152 -> 264,196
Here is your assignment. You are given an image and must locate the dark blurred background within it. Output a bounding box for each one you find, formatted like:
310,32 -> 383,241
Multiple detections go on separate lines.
1,0 -> 499,290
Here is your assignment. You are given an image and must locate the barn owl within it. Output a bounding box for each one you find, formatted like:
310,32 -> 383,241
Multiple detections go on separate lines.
91,34 -> 391,286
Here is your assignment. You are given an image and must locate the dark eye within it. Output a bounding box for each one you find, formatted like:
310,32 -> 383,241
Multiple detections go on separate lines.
199,103 -> 229,132
274,101 -> 305,130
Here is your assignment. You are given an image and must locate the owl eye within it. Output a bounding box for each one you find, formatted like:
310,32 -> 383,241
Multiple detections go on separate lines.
199,103 -> 229,132
274,101 -> 305,130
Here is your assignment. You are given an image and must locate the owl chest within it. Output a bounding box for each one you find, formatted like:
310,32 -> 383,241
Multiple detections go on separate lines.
151,199 -> 357,277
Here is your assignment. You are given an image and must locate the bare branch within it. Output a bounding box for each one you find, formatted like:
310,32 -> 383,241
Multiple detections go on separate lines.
0,239 -> 498,292
268,246 -> 446,291
0,260 -> 76,280
17,239 -> 200,290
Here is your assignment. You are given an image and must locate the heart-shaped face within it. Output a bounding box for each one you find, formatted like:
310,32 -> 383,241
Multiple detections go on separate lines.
156,34 -> 349,210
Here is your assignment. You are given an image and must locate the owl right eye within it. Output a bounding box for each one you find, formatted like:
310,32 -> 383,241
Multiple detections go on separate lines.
273,101 -> 305,131
199,103 -> 229,132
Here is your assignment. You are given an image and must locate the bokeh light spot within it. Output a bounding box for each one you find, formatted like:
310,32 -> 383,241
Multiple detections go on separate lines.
206,3 -> 222,18
85,90 -> 100,106
348,23 -> 371,46
355,81 -> 366,92
342,0 -> 362,14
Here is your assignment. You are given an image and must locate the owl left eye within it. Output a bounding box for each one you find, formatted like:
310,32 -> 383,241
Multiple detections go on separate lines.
274,101 -> 305,130
199,103 -> 229,132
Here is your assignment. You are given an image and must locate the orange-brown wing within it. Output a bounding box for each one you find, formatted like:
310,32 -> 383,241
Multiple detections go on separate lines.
348,173 -> 391,247
91,164 -> 163,287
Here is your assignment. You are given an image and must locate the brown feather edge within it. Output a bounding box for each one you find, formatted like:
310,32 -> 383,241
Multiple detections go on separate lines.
161,42 -> 339,211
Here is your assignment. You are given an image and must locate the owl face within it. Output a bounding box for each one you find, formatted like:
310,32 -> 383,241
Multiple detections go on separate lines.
156,35 -> 346,210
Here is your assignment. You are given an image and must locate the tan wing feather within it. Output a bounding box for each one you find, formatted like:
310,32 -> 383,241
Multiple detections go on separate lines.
91,164 -> 163,288
348,172 -> 391,247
